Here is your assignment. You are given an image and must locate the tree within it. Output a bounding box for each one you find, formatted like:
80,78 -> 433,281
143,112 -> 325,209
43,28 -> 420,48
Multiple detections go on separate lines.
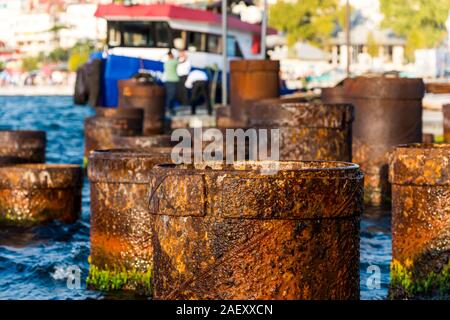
48,48 -> 69,63
367,32 -> 378,57
22,57 -> 39,72
67,40 -> 95,72
380,0 -> 450,60
269,0 -> 340,47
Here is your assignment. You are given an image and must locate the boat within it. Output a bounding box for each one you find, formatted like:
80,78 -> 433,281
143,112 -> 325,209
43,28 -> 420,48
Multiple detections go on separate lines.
75,3 -> 276,108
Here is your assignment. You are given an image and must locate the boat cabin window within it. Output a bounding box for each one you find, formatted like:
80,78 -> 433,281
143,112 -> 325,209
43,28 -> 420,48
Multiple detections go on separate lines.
106,21 -> 243,57
155,22 -> 170,48
122,21 -> 154,47
187,32 -> 205,52
108,22 -> 121,47
207,34 -> 221,54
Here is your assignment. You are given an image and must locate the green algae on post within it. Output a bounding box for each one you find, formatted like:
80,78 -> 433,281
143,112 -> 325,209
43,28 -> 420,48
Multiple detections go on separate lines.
390,259 -> 450,299
86,264 -> 152,295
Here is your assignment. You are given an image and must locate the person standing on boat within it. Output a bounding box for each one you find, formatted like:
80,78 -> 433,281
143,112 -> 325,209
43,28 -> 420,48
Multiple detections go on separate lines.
163,50 -> 179,116
177,49 -> 191,106
185,69 -> 212,115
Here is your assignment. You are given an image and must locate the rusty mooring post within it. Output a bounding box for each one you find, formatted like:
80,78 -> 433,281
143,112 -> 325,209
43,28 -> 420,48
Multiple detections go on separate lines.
0,130 -> 46,164
150,161 -> 363,300
389,143 -> 450,299
0,164 -> 82,226
321,80 -> 352,104
87,148 -> 173,295
84,108 -> 143,158
442,104 -> 450,143
229,60 -> 280,125
345,76 -> 424,206
118,79 -> 165,135
246,101 -> 354,161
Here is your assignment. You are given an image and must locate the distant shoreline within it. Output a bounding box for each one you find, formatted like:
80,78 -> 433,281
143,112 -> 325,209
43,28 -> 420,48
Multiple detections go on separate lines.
0,85 -> 73,96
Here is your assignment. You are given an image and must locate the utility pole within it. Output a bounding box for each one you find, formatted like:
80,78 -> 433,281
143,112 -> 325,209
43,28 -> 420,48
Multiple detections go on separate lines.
345,0 -> 351,77
221,0 -> 228,106
261,0 -> 267,59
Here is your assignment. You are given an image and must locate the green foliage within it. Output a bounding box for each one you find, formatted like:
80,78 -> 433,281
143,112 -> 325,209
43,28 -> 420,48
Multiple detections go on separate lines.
67,40 -> 95,72
86,264 -> 152,295
380,0 -> 450,60
48,48 -> 69,63
367,32 -> 378,57
22,57 -> 40,72
269,0 -> 340,47
68,53 -> 88,72
390,259 -> 450,299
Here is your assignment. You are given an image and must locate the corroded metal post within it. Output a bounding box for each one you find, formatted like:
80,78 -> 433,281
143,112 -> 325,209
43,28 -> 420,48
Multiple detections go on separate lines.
150,161 -> 363,300
0,130 -> 46,164
118,79 -> 165,135
84,108 -> 143,158
345,76 -> 424,206
229,59 -> 279,124
0,164 -> 82,226
87,148 -> 173,295
389,143 -> 450,299
321,80 -> 352,104
246,101 -> 354,161
442,104 -> 450,142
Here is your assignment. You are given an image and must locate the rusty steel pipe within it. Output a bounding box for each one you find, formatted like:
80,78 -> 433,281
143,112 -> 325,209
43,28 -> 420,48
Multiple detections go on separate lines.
345,76 -> 424,206
118,79 -> 165,135
0,164 -> 82,226
150,161 -> 363,300
246,102 -> 354,162
84,108 -> 143,158
389,143 -> 450,299
88,148 -> 173,295
230,60 -> 279,124
0,130 -> 46,164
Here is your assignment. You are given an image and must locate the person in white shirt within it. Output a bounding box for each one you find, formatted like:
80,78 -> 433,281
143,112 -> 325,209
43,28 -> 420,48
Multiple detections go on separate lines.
177,49 -> 191,105
185,69 -> 211,115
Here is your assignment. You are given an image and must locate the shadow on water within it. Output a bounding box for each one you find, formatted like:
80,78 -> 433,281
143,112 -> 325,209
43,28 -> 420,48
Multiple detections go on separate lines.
0,96 -> 393,300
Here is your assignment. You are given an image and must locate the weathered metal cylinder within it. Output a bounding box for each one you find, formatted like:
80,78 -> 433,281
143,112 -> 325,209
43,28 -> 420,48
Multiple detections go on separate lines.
246,102 -> 353,161
230,60 -> 279,123
150,161 -> 363,300
443,104 -> 450,143
84,108 -> 143,157
0,164 -> 82,226
111,134 -> 174,150
389,144 -> 450,298
345,76 -> 424,206
87,148 -> 173,294
321,85 -> 350,104
0,130 -> 46,163
118,79 -> 165,135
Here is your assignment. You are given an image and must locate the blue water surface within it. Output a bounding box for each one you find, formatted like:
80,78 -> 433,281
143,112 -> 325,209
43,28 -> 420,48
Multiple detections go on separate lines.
0,96 -> 391,299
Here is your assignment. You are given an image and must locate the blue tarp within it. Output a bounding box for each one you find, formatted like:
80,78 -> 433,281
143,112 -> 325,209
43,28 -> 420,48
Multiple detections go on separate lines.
102,54 -> 165,107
